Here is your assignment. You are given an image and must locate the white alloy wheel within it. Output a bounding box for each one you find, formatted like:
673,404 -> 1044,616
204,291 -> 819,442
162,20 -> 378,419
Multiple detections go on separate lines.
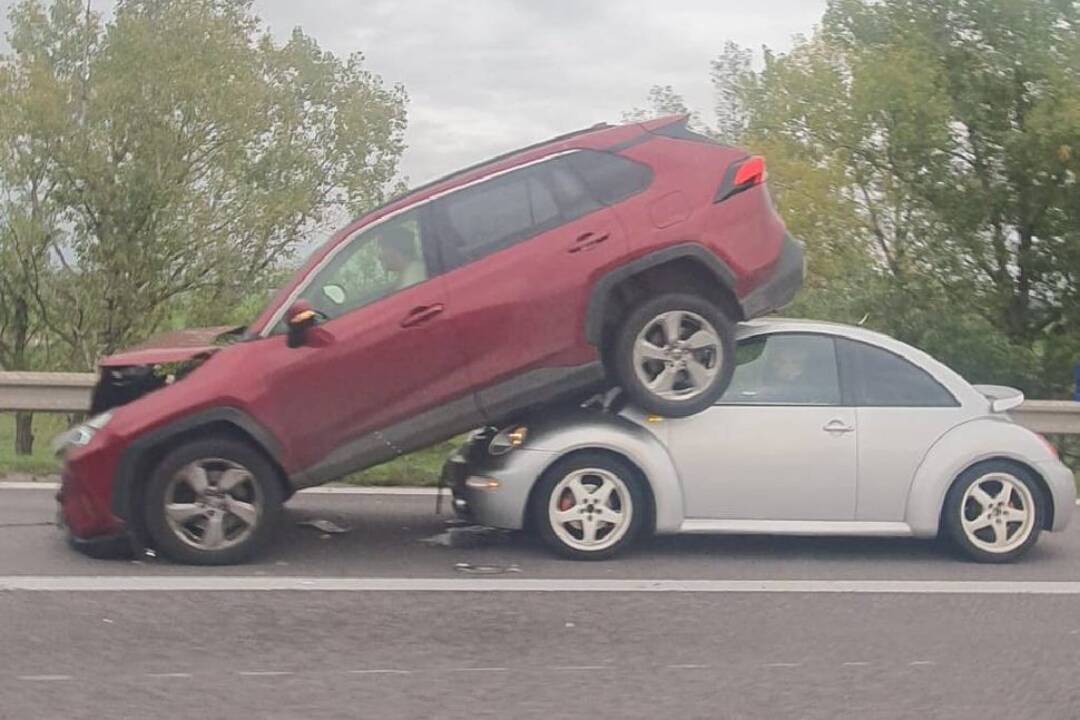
959,471 -> 1037,555
548,468 -> 633,553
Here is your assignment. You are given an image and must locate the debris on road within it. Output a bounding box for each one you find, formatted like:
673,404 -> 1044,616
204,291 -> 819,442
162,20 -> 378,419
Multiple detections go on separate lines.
454,562 -> 522,575
420,524 -> 511,549
297,519 -> 352,534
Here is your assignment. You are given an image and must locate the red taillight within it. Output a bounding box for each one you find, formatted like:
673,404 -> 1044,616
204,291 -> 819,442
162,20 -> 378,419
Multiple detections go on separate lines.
733,155 -> 766,187
715,155 -> 768,203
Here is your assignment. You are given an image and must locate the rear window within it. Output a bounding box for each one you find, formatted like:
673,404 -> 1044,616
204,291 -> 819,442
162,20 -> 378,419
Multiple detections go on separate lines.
562,150 -> 652,205
839,339 -> 958,407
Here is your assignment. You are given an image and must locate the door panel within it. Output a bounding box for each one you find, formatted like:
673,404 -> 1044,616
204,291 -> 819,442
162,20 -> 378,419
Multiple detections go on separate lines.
434,161 -> 627,421
258,208 -> 474,475
668,331 -> 857,521
669,406 -> 857,520
261,277 -> 474,473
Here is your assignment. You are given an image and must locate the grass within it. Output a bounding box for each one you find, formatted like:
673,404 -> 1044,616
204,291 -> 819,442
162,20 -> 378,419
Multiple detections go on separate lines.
0,412 -> 457,485
0,413 -> 68,476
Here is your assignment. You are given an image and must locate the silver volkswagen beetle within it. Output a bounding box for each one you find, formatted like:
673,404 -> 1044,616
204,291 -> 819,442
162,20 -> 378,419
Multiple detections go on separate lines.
444,318 -> 1075,562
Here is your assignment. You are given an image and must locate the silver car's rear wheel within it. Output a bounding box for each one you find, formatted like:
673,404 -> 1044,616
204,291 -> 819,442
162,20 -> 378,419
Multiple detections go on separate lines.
943,461 -> 1045,564
959,472 -> 1037,554
534,452 -> 647,560
548,468 -> 633,553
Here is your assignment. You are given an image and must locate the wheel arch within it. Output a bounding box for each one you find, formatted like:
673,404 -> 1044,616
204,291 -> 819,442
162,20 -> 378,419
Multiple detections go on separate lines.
934,457 -> 1055,536
112,408 -> 289,546
514,414 -> 685,533
585,243 -> 743,352
905,419 -> 1060,536
525,446 -> 658,534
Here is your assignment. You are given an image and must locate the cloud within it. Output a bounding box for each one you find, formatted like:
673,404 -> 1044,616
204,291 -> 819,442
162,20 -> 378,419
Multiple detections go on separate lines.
1,0 -> 826,185
251,0 -> 826,184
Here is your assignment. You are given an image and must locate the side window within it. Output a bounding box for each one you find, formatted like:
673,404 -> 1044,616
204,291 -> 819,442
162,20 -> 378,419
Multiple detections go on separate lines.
437,166 -> 560,269
840,339 -> 959,407
290,209 -> 428,325
562,150 -> 652,205
546,157 -> 603,220
718,333 -> 841,406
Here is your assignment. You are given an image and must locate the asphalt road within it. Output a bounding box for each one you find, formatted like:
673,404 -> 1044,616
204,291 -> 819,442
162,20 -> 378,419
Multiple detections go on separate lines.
3,485 -> 1080,719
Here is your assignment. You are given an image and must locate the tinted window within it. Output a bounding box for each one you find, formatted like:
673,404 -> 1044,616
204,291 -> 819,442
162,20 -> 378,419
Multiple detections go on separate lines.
546,158 -> 603,220
563,150 -> 652,205
438,166 -> 560,269
840,339 -> 958,407
290,210 -> 428,325
718,333 -> 841,406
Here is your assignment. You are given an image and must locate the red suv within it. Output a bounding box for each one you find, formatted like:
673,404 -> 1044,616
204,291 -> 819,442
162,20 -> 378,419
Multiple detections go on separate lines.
57,115 -> 803,564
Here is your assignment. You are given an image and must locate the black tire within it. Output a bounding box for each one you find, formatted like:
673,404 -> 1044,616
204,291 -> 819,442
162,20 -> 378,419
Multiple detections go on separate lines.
610,292 -> 735,417
532,451 -> 648,560
941,460 -> 1046,564
144,437 -> 283,565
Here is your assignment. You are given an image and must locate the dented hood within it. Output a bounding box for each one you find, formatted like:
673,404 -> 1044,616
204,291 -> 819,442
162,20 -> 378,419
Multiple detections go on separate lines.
99,326 -> 240,367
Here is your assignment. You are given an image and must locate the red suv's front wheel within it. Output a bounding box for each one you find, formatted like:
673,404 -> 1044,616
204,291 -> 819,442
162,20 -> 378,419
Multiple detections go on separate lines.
611,293 -> 735,417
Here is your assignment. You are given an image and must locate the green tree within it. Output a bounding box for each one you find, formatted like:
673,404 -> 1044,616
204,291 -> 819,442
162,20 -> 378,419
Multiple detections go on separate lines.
2,0 -> 408,365
622,84 -> 703,128
710,0 -> 1080,396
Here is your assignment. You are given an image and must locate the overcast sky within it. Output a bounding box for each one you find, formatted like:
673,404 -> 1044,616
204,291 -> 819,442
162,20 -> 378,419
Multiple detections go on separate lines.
1,0 -> 826,185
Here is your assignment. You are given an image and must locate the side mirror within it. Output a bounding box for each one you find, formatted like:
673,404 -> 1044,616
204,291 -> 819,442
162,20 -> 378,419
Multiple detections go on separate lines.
286,300 -> 320,348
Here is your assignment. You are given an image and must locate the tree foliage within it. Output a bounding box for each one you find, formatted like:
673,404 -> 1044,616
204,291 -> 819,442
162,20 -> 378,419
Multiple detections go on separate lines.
0,0 -> 408,366
704,0 -> 1080,396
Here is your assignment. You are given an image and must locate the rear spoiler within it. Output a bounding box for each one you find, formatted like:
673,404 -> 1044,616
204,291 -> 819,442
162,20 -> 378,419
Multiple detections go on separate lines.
973,385 -> 1025,413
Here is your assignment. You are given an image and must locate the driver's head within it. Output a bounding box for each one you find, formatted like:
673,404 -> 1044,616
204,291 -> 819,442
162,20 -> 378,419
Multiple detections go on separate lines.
772,348 -> 807,382
377,225 -> 417,274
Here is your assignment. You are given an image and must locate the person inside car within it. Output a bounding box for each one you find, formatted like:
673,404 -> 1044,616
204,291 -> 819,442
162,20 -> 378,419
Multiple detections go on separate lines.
377,224 -> 426,291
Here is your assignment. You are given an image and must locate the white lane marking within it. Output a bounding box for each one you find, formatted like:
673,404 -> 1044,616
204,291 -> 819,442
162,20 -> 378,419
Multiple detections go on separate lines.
909,661 -> 935,666
146,673 -> 192,679
18,675 -> 71,681
0,481 -> 438,495
667,664 -> 710,669
238,671 -> 293,677
763,662 -> 802,668
345,669 -> 411,675
842,662 -> 871,667
8,576 -> 1080,595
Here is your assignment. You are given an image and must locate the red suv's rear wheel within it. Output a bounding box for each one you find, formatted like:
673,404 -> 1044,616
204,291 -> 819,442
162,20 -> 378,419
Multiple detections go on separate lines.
611,293 -> 735,417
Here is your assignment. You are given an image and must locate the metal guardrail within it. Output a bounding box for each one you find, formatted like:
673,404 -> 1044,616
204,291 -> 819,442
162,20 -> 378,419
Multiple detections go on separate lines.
0,370 -> 1078,434
0,372 -> 97,412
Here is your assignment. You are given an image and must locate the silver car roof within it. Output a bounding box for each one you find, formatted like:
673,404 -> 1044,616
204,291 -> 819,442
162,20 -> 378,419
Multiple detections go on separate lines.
735,317 -> 986,409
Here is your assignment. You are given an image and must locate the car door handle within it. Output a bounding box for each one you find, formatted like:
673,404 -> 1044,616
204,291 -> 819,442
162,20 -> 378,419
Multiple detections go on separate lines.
822,419 -> 855,434
400,304 -> 444,328
568,232 -> 610,253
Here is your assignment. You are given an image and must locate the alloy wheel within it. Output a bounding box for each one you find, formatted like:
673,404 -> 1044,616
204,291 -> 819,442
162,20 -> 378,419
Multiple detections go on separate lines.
959,472 -> 1036,554
548,468 -> 633,552
163,458 -> 263,552
632,310 -> 721,401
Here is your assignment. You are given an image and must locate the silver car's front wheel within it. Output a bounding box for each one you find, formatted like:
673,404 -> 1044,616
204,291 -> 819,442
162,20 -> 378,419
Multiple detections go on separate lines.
943,461 -> 1045,564
548,468 -> 633,553
534,452 -> 647,560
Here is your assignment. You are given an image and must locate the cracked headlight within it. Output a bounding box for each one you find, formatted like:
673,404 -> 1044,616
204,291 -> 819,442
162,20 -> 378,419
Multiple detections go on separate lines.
52,411 -> 114,455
